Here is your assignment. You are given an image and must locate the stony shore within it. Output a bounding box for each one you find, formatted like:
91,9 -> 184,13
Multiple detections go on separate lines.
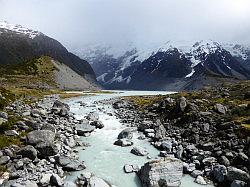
0,94 -> 111,187
111,85 -> 250,187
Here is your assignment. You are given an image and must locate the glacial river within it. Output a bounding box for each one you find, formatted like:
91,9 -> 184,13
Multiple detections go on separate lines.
65,91 -> 214,187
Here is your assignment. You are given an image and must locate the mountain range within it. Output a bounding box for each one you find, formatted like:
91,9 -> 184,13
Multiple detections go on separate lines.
74,41 -> 250,91
0,21 -> 98,90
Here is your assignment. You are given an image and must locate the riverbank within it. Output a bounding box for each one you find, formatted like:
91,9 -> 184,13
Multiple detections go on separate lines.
112,82 -> 250,187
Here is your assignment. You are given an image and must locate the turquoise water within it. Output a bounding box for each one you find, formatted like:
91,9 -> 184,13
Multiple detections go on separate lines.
66,91 -> 214,187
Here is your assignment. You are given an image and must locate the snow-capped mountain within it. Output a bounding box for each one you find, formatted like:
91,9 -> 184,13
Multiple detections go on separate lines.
0,20 -> 41,39
75,40 -> 250,90
0,21 -> 98,89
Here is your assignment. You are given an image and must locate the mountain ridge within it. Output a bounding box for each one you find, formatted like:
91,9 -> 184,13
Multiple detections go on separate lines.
74,40 -> 250,91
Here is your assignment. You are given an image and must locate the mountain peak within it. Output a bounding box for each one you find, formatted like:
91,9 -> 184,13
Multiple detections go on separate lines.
0,20 -> 41,39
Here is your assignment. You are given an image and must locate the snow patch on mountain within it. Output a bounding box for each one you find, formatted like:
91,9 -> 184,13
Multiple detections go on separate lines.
223,43 -> 249,61
0,20 -> 41,39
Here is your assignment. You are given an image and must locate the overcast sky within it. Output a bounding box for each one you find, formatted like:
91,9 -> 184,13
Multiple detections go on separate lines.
1,0 -> 250,48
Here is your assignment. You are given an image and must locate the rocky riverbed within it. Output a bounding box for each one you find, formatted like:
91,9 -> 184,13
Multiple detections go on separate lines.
0,87 -> 249,187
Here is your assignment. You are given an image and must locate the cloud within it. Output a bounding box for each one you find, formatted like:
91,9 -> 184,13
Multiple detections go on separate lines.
0,0 -> 250,48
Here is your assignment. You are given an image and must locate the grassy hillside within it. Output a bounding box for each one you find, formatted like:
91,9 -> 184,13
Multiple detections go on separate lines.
0,56 -> 58,89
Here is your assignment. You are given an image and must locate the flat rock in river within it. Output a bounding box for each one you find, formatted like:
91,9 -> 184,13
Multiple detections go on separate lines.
76,123 -> 95,136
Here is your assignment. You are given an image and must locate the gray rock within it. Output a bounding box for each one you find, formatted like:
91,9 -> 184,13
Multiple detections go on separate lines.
195,176 -> 207,185
114,139 -> 133,147
0,156 -> 10,165
39,173 -> 52,186
214,103 -> 227,114
90,120 -> 104,129
230,180 -> 247,187
41,123 -> 56,133
56,156 -> 85,171
4,130 -> 19,136
219,156 -> 230,166
123,164 -> 139,173
76,123 -> 95,136
86,112 -> 99,121
212,165 -> 227,183
131,147 -> 148,156
50,174 -> 64,187
53,100 -> 70,111
59,108 -> 68,117
138,158 -> 183,187
36,142 -> 58,157
227,167 -> 250,182
31,109 -> 43,118
0,111 -> 8,119
154,120 -> 166,140
176,145 -> 183,159
191,170 -> 204,178
27,130 -> 55,145
179,97 -> 187,112
118,128 -> 133,139
17,145 -> 37,160
161,141 -> 172,153
124,164 -> 134,173
64,137 -> 76,148
186,144 -> 198,155
202,142 -> 215,151
202,157 -> 217,166
183,163 -> 196,174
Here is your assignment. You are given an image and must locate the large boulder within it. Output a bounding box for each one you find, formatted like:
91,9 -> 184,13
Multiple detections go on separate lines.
214,104 -> 227,114
76,123 -> 95,136
16,145 -> 37,160
56,156 -> 85,171
52,100 -> 70,110
27,130 -> 55,145
138,158 -> 183,187
212,165 -> 227,183
36,142 -> 58,157
227,167 -> 250,183
118,128 -> 133,139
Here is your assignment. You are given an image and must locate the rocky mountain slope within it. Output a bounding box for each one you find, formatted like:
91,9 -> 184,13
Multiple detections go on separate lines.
0,21 -> 98,90
75,41 -> 250,91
